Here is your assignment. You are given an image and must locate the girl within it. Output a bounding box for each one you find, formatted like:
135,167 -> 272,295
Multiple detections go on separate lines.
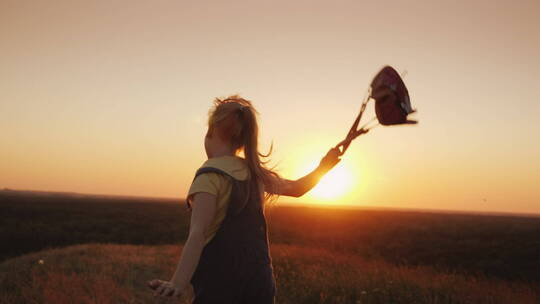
148,95 -> 341,303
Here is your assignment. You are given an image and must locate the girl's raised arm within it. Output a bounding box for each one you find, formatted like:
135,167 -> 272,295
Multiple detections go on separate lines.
270,147 -> 341,198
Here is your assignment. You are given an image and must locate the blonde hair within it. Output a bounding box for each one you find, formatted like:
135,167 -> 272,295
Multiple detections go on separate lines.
208,94 -> 281,202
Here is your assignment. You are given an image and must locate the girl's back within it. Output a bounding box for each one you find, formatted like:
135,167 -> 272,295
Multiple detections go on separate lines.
190,163 -> 275,304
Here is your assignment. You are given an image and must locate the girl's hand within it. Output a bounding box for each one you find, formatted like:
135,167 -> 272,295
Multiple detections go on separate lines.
318,147 -> 341,173
148,279 -> 183,299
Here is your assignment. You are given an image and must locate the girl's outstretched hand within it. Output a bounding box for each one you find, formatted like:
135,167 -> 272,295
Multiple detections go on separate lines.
318,147 -> 341,173
148,279 -> 183,299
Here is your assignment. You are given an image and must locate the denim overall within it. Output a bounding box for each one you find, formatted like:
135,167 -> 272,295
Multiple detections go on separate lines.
190,167 -> 276,304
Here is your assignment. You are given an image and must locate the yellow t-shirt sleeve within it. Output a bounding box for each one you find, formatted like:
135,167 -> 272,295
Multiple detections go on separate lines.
187,172 -> 222,203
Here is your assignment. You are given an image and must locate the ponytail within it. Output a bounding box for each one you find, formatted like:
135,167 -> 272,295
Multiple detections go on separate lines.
209,95 -> 281,202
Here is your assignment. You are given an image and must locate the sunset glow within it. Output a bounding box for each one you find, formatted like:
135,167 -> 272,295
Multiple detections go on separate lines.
285,153 -> 363,206
311,163 -> 352,201
1,0 -> 539,214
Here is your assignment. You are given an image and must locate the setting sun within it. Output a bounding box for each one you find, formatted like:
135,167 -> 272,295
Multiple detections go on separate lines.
311,163 -> 352,200
283,144 -> 366,206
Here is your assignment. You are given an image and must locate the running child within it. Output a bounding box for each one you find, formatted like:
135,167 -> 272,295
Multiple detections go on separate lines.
148,95 -> 341,303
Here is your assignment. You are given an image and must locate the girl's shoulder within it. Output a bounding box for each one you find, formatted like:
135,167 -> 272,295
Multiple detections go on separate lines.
199,156 -> 249,181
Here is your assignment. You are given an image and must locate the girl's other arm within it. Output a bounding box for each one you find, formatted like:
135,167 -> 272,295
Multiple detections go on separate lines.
168,192 -> 216,293
274,147 -> 341,198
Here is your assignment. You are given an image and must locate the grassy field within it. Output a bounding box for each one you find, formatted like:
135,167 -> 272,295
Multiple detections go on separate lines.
2,244 -> 538,304
1,190 -> 540,303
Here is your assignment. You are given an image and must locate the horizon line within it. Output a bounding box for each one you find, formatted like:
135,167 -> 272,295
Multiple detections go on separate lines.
2,187 -> 539,219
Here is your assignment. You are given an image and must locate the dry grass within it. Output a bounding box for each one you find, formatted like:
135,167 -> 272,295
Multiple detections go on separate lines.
1,243 -> 538,304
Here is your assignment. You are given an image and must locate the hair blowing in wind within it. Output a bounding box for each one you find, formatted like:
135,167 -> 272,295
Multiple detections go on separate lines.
208,94 -> 282,202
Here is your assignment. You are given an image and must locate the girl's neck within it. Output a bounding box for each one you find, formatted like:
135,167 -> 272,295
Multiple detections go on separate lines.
208,148 -> 236,159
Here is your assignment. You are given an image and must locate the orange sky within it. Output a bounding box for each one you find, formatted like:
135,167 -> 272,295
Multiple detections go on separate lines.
1,0 -> 539,213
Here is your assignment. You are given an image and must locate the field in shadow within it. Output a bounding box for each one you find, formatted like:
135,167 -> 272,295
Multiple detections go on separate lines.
1,243 -> 538,304
1,190 -> 540,303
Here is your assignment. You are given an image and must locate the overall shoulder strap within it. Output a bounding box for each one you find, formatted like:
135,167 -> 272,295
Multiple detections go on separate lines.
193,167 -> 234,181
187,167 -> 234,210
190,166 -> 254,216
